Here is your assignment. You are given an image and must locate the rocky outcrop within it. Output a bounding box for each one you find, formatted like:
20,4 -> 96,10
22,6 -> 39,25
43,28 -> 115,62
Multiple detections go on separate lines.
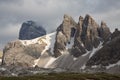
86,29 -> 120,66
81,14 -> 100,51
54,14 -> 110,57
0,50 -> 2,58
111,28 -> 120,40
2,31 -> 56,68
19,21 -> 46,40
2,40 -> 46,67
54,14 -> 111,58
54,14 -> 77,57
72,16 -> 86,57
71,15 -> 101,57
98,21 -> 111,41
0,50 -> 2,64
54,31 -> 67,57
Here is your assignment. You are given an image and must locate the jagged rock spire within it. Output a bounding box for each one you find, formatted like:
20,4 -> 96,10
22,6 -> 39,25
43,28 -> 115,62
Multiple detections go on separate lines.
81,14 -> 100,51
72,16 -> 86,57
54,14 -> 77,57
98,21 -> 111,41
54,14 -> 111,57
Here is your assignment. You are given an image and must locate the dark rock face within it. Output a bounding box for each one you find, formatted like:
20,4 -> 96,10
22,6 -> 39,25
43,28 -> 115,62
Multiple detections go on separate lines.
72,15 -> 101,57
54,14 -> 77,57
19,21 -> 46,40
81,14 -> 100,51
86,29 -> 120,66
72,16 -> 86,57
111,28 -> 120,40
98,21 -> 111,41
54,31 -> 67,57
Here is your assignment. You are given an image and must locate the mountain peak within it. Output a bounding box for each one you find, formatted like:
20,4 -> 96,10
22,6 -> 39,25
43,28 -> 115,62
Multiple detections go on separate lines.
79,16 -> 84,21
101,21 -> 107,28
98,20 -> 111,41
19,21 -> 46,40
84,14 -> 93,21
64,14 -> 71,19
25,20 -> 35,25
85,14 -> 92,18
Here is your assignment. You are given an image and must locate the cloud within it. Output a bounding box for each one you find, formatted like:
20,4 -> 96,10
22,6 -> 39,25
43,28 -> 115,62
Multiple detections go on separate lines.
0,0 -> 120,49
0,0 -> 23,4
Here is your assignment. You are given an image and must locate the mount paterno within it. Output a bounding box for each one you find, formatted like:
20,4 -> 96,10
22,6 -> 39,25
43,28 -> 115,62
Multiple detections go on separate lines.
2,14 -> 120,74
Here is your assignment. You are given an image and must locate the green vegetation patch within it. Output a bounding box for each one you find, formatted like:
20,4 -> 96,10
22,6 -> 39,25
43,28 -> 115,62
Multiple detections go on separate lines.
0,73 -> 120,80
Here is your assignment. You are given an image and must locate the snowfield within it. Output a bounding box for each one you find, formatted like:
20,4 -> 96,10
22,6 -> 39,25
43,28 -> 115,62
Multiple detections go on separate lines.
31,32 -> 56,67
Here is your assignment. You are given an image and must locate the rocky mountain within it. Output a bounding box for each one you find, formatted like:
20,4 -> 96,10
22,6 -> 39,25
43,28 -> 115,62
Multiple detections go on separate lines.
86,28 -> 120,73
54,14 -> 77,57
19,21 -> 46,40
1,14 -> 120,74
2,33 -> 53,67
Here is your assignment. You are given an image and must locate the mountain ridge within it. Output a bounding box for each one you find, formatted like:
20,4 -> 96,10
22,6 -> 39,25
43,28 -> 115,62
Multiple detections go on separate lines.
1,14 -> 120,75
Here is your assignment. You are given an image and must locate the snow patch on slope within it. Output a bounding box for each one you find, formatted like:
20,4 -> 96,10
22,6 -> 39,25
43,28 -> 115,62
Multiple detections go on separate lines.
80,64 -> 86,70
33,59 -> 40,67
91,65 -> 98,68
89,42 -> 103,59
20,32 -> 56,46
73,57 -> 77,61
0,67 -> 6,71
32,32 -> 56,67
82,50 -> 90,57
44,57 -> 57,68
66,37 -> 74,49
0,59 -> 2,62
106,61 -> 120,69
20,37 -> 43,46
49,32 -> 56,54
81,43 -> 84,47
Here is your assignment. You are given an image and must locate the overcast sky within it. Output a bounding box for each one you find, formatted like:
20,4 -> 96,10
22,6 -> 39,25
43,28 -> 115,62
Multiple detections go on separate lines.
0,0 -> 120,49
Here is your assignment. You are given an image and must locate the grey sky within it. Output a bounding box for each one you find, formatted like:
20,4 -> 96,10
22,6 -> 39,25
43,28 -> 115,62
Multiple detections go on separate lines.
0,0 -> 120,49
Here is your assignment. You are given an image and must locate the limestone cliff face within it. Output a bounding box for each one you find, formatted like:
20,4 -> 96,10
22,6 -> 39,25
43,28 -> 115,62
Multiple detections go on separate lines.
2,40 -> 46,67
54,31 -> 67,57
54,14 -> 77,57
0,51 -> 2,58
2,20 -> 47,67
81,14 -> 100,51
54,14 -> 111,58
72,16 -> 86,57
